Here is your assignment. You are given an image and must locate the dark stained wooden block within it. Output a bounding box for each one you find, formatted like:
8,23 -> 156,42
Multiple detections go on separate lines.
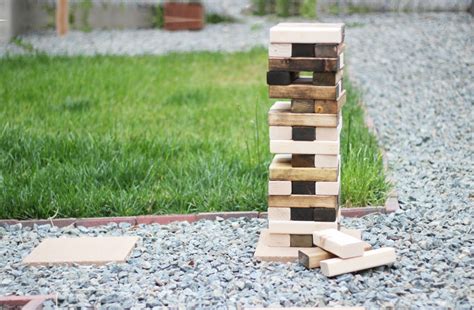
291,207 -> 314,221
292,44 -> 315,57
313,207 -> 337,222
269,81 -> 340,100
291,99 -> 314,113
269,57 -> 340,72
290,234 -> 313,247
313,70 -> 343,86
314,43 -> 344,58
292,126 -> 315,141
292,181 -> 316,195
267,71 -> 299,85
292,154 -> 315,167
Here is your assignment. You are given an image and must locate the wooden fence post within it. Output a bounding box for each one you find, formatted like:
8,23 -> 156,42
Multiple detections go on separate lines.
56,0 -> 68,36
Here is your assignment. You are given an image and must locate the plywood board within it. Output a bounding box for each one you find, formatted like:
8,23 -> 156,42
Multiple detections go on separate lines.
270,154 -> 338,182
23,236 -> 139,265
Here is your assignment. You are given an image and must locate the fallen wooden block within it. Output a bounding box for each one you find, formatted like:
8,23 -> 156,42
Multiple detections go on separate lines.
290,234 -> 313,247
269,80 -> 343,100
268,55 -> 343,72
292,181 -> 316,195
269,195 -> 337,209
315,43 -> 345,58
313,229 -> 365,258
269,101 -> 338,127
298,247 -> 333,268
313,70 -> 343,86
266,232 -> 291,247
291,91 -> 346,114
270,140 -> 339,155
269,43 -> 292,57
267,206 -> 291,220
270,23 -> 345,44
269,126 -> 292,140
267,71 -> 299,85
268,220 -> 337,234
270,154 -> 338,181
320,247 -> 396,277
268,180 -> 292,195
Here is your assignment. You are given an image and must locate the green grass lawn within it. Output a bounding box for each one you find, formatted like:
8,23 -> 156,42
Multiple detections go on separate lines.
0,49 -> 390,219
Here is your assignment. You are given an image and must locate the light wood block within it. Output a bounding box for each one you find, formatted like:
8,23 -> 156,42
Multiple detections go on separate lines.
316,180 -> 340,195
267,206 -> 291,220
316,118 -> 342,141
270,23 -> 345,44
339,227 -> 361,239
254,229 -> 318,263
270,140 -> 339,155
266,233 -> 291,247
268,56 -> 342,72
269,195 -> 337,209
298,247 -> 333,268
269,80 -> 342,100
269,126 -> 292,140
268,180 -> 291,196
320,247 -> 396,277
269,43 -> 292,57
314,154 -> 339,168
270,154 -> 338,181
269,101 -> 338,127
23,237 -> 138,265
268,220 -> 337,234
313,229 -> 365,258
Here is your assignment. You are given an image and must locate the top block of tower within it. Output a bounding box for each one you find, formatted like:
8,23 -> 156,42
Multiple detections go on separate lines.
270,23 -> 345,44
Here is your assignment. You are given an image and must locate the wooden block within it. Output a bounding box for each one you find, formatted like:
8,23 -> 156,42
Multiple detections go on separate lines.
269,101 -> 338,127
267,71 -> 299,85
269,56 -> 342,72
291,99 -> 314,113
291,181 -> 316,195
339,227 -> 362,239
23,237 -> 139,265
254,229 -> 318,263
290,234 -> 313,247
270,140 -> 339,155
290,207 -> 314,221
269,126 -> 292,140
292,154 -> 315,167
269,43 -> 292,57
313,70 -> 343,86
270,23 -> 345,44
313,229 -> 365,258
269,195 -> 336,209
313,207 -> 337,222
268,180 -> 292,196
269,81 -> 342,100
320,248 -> 396,277
266,233 -> 291,247
268,220 -> 337,234
314,43 -> 345,58
270,154 -> 338,181
316,118 -> 342,141
292,43 -> 315,57
268,207 -> 291,220
298,247 -> 333,269
314,154 -> 339,168
316,180 -> 339,195
292,126 -> 316,141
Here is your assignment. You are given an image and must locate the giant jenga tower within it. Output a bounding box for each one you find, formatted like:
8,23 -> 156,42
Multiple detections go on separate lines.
255,23 -> 346,262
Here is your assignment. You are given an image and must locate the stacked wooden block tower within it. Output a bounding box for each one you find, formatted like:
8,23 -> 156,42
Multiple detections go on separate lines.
265,22 -> 345,248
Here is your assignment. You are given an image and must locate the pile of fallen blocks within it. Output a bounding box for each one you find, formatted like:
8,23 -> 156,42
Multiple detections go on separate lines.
254,22 -> 395,277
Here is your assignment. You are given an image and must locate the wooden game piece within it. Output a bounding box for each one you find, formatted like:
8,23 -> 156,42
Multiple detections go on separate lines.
313,229 -> 365,258
316,119 -> 342,141
268,56 -> 342,72
320,248 -> 396,277
268,195 -> 337,209
268,220 -> 337,234
268,181 -> 292,196
267,71 -> 299,85
269,80 -> 343,100
313,70 -> 343,86
268,206 -> 291,220
292,43 -> 315,57
292,154 -> 315,167
298,247 -> 333,269
266,233 -> 291,247
314,154 -> 339,168
291,99 -> 314,113
269,101 -> 339,127
314,91 -> 346,114
270,23 -> 345,44
316,180 -> 339,195
292,126 -> 316,141
270,154 -> 338,182
290,234 -> 313,247
290,207 -> 314,221
314,43 -> 345,58
339,227 -> 361,239
269,43 -> 292,57
291,181 -> 316,195
269,126 -> 292,140
270,140 -> 339,155
313,207 -> 337,222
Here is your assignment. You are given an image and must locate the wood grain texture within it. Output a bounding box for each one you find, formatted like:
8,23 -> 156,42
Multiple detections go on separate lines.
270,23 -> 345,44
290,234 -> 313,247
313,229 -> 365,258
268,195 -> 337,209
56,0 -> 69,36
269,101 -> 338,127
291,181 -> 316,195
291,99 -> 314,113
298,247 -> 333,269
314,43 -> 345,58
269,81 -> 342,100
292,154 -> 315,167
313,70 -> 343,86
268,220 -> 337,234
270,154 -> 338,181
270,140 -> 340,155
266,233 -> 290,247
269,57 -> 341,72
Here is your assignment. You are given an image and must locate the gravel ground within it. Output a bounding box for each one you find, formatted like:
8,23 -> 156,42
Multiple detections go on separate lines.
1,13 -> 473,308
